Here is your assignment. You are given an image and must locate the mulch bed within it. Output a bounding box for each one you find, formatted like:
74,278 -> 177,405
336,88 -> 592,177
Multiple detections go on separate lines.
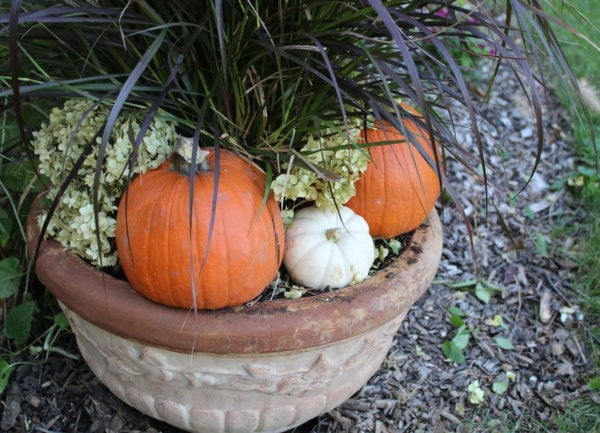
2,64 -> 598,433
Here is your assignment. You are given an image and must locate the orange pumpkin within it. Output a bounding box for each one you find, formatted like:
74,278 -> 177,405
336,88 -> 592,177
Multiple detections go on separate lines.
346,115 -> 440,239
115,146 -> 285,309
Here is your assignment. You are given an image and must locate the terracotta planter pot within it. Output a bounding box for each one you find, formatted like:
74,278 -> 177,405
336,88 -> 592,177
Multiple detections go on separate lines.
27,202 -> 442,433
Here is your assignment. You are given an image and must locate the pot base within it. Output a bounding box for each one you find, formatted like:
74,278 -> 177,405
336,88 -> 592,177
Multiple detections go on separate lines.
62,302 -> 406,433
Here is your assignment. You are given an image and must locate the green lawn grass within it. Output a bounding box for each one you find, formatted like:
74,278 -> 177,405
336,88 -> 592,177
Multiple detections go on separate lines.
547,0 -> 600,88
546,0 -> 600,430
547,0 -> 600,341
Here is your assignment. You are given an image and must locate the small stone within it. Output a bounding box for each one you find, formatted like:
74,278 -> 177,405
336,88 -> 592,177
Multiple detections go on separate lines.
551,341 -> 564,356
29,395 -> 42,408
556,362 -> 575,376
539,289 -> 553,324
520,126 -> 534,139
529,172 -> 549,194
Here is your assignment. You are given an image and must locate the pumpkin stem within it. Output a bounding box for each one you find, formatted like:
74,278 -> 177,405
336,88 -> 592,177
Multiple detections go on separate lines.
325,227 -> 342,243
170,137 -> 210,175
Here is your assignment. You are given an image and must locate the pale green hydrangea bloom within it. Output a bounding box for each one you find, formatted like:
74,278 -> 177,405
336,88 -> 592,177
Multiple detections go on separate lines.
272,122 -> 369,211
33,99 -> 177,266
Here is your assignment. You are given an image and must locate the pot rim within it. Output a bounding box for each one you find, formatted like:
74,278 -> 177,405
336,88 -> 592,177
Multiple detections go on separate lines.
27,199 -> 442,354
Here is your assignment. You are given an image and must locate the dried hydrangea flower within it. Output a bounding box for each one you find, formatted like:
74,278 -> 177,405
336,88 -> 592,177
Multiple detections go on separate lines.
272,122 -> 369,212
33,99 -> 177,266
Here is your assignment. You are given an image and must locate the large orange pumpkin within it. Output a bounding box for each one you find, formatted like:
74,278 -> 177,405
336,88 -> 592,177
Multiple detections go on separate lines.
115,146 -> 285,310
346,115 -> 440,239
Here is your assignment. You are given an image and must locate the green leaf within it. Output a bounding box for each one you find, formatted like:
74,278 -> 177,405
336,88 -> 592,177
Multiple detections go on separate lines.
53,312 -> 70,330
452,325 -> 471,349
443,279 -> 503,304
445,279 -> 477,289
0,208 -> 12,247
488,314 -> 506,328
0,161 -> 37,192
523,206 -> 536,220
441,325 -> 471,364
475,281 -> 492,303
495,337 -> 515,350
387,238 -> 402,255
0,257 -> 21,299
283,288 -> 306,299
448,306 -> 465,327
4,301 -> 36,345
578,165 -> 598,178
0,358 -> 12,395
492,381 -> 509,395
452,333 -> 470,350
588,377 -> 600,391
449,314 -> 465,327
448,306 -> 464,317
534,231 -> 549,258
474,280 -> 503,304
441,341 -> 466,365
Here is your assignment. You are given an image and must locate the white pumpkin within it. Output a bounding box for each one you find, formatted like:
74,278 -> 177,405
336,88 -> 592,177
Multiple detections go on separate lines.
283,206 -> 375,289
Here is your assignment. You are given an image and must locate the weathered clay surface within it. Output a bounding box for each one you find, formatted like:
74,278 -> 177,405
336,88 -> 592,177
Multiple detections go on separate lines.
62,302 -> 406,433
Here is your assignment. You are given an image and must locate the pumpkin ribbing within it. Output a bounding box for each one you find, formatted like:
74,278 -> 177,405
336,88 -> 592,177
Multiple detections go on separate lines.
346,116 -> 440,239
283,206 -> 374,289
115,145 -> 285,309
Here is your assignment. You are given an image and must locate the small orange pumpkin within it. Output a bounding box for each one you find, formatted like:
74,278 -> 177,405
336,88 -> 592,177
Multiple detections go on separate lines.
115,143 -> 285,309
346,114 -> 440,239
